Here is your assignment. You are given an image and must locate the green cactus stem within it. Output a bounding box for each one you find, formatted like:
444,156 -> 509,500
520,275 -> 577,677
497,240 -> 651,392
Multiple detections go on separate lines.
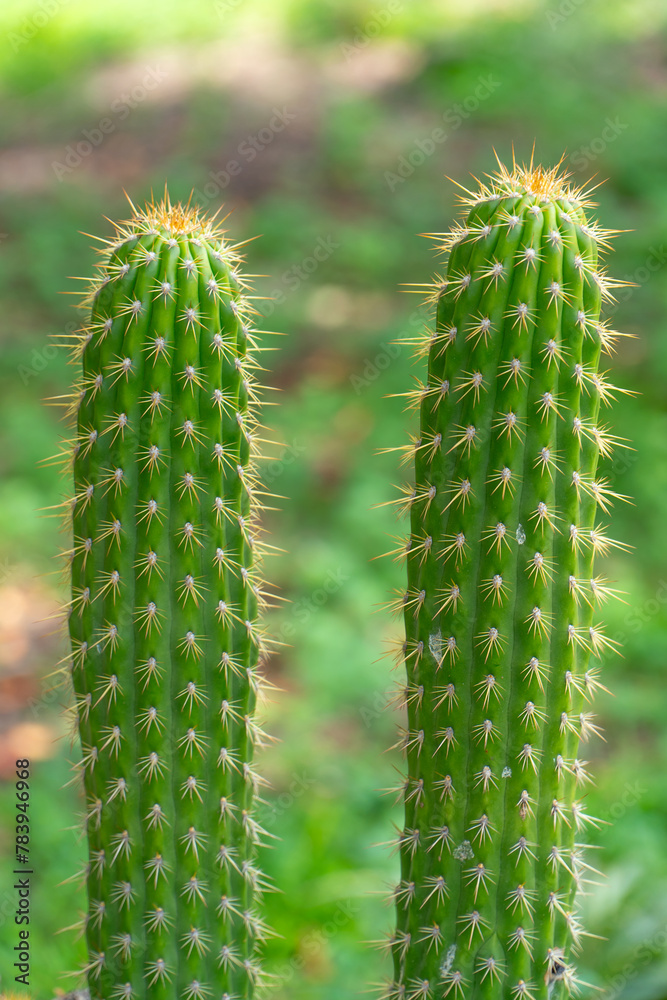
385,159 -> 631,999
58,195 -> 276,1000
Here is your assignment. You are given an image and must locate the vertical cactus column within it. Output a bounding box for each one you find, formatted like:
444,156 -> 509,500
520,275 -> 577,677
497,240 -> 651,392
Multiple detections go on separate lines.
386,160 -> 630,999
62,196 -> 275,1000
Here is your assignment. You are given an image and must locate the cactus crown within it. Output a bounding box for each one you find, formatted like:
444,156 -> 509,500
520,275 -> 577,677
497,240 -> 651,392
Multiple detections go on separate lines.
103,194 -> 235,239
454,158 -> 599,205
59,194 -> 276,1000
385,158 -> 630,1000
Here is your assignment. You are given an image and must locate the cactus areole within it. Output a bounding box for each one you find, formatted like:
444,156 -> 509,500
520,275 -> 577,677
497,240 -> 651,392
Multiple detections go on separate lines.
65,197 -> 274,1000
388,161 -> 630,999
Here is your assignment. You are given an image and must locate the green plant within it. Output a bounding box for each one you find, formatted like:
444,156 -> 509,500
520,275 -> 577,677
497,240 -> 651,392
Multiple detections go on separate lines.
386,159 -> 630,999
61,196 -> 275,1000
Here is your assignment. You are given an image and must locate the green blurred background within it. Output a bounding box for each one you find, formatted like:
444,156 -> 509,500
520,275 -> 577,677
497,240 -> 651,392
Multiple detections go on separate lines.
0,0 -> 666,996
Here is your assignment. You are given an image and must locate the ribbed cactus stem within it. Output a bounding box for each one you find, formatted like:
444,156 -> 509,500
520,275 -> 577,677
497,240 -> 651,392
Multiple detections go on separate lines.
62,196 -> 275,1000
386,160 -> 630,1000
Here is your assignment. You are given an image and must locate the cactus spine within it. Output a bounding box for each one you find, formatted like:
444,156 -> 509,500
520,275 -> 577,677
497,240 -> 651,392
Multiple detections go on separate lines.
387,160 -> 630,999
62,196 -> 274,1000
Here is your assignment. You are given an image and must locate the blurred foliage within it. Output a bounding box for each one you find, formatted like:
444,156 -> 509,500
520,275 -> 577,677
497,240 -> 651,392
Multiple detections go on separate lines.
0,0 -> 667,997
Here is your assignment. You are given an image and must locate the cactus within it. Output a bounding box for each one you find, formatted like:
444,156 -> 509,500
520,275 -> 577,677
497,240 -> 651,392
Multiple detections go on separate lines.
385,159 -> 630,999
59,195 -> 275,1000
